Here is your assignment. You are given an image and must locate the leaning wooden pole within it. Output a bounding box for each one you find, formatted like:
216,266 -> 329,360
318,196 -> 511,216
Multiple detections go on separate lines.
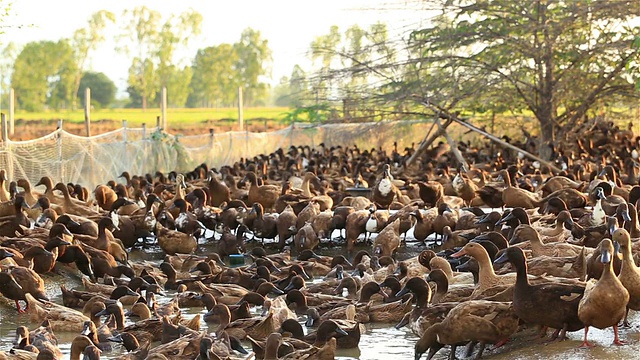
416,100 -> 562,174
405,116 -> 454,168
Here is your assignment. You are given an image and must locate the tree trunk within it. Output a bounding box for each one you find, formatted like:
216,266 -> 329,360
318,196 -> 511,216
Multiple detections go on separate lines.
142,96 -> 147,111
538,117 -> 554,161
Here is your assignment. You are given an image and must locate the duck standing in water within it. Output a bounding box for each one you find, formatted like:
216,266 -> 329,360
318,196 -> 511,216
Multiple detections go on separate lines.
577,238 -> 629,347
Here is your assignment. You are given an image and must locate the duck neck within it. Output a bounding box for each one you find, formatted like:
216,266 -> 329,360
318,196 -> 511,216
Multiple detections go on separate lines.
622,244 -> 637,270
301,176 -> 313,198
476,251 -> 499,287
512,256 -> 530,288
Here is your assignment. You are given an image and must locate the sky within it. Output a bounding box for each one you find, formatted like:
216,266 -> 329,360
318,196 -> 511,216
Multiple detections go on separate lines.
1,0 -> 428,96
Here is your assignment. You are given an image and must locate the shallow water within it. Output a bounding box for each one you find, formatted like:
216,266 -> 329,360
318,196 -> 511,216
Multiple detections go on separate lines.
1,231 -> 640,360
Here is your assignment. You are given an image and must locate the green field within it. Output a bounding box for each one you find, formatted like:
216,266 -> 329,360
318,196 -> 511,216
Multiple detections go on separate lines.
13,107 -> 291,126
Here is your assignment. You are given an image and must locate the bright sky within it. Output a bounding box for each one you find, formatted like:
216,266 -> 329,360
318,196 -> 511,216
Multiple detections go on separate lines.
1,0 -> 428,96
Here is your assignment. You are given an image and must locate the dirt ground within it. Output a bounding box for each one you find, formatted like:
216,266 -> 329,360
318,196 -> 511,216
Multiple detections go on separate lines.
8,118 -> 291,141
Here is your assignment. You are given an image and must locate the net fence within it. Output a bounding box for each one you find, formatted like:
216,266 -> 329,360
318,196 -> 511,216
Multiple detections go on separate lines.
0,120 -> 435,191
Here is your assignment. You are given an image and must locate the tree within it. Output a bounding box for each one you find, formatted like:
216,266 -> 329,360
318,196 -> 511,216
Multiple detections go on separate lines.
189,44 -> 239,107
119,6 -> 202,109
11,40 -> 77,111
233,28 -> 272,106
78,71 -> 116,108
70,10 -> 115,109
119,6 -> 162,109
403,0 -> 640,159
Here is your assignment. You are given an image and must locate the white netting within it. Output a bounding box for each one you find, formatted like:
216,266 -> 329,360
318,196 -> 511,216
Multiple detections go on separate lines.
0,120 -> 433,190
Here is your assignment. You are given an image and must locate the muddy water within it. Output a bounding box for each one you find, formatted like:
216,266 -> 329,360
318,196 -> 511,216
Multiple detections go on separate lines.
1,235 -> 640,360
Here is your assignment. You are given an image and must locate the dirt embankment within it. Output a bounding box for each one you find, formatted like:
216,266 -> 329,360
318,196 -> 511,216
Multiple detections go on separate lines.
9,118 -> 291,141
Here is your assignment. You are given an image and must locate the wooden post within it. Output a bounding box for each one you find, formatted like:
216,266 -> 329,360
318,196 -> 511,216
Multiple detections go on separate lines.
8,88 -> 14,136
156,116 -> 161,131
209,129 -> 214,147
1,113 -> 7,142
84,88 -> 91,136
57,120 -> 63,181
436,117 -> 469,171
238,87 -> 244,131
142,123 -> 147,140
415,100 -> 563,174
161,87 -> 167,131
122,120 -> 128,143
405,118 -> 453,168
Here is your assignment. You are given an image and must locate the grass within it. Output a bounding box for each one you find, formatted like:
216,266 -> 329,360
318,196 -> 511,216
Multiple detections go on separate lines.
13,107 -> 291,126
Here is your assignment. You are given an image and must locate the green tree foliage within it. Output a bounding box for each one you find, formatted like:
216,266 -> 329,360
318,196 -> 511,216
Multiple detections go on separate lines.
189,44 -> 239,107
119,6 -> 202,109
233,28 -> 272,106
402,0 -> 640,158
11,40 -> 77,111
78,71 -> 116,109
70,10 -> 115,109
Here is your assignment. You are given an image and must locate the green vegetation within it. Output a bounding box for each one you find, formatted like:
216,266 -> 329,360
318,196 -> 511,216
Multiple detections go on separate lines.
12,107 -> 290,126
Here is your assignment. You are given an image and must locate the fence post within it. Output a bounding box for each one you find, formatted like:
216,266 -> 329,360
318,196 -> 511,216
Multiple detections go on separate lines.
84,88 -> 91,137
238,87 -> 244,131
9,88 -> 14,136
156,116 -> 161,131
122,120 -> 128,144
1,113 -> 7,142
161,87 -> 167,131
142,123 -> 147,140
57,120 -> 63,182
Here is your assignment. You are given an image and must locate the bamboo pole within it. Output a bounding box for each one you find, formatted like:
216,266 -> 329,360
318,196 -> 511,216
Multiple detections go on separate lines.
8,88 -> 14,136
436,117 -> 469,172
84,88 -> 91,137
238,87 -> 244,131
405,117 -> 453,167
417,100 -> 562,174
161,87 -> 167,131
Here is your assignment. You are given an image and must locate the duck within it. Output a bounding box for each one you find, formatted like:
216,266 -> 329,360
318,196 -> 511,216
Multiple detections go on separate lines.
294,222 -> 319,253
372,218 -> 401,257
499,169 -> 542,209
394,277 -> 457,337
493,246 -> 585,340
409,208 -> 436,245
431,203 -> 458,242
276,205 -> 298,250
23,293 -> 91,333
372,164 -> 400,209
251,202 -> 279,241
450,242 -> 516,297
509,224 -> 588,258
154,222 -> 198,255
452,169 -> 478,206
425,269 -> 474,304
262,332 -> 337,360
0,195 -> 31,237
414,300 -> 519,360
171,198 -> 206,238
612,228 -> 640,326
209,303 -> 276,341
217,224 -> 247,259
0,266 -> 49,312
244,171 -> 281,211
577,238 -> 629,347
22,235 -> 70,274
69,335 -> 96,360
12,324 -> 62,359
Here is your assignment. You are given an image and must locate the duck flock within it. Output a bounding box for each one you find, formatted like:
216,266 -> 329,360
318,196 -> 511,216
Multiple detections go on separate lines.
0,119 -> 639,360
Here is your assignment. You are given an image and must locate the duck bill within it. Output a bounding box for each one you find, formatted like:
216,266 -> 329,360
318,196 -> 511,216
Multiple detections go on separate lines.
81,323 -> 92,336
441,233 -> 449,244
493,252 -> 509,265
622,210 -> 632,222
395,313 -> 410,329
495,212 -> 514,226
335,326 -> 349,336
450,248 -> 466,258
336,268 -> 344,280
600,248 -> 611,264
229,336 -> 249,354
332,286 -> 343,295
107,335 -> 123,343
13,334 -> 24,347
283,282 -> 296,292
614,241 -> 623,260
395,286 -> 410,298
563,218 -> 575,230
270,287 -> 285,296
305,316 -> 316,327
